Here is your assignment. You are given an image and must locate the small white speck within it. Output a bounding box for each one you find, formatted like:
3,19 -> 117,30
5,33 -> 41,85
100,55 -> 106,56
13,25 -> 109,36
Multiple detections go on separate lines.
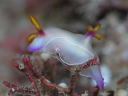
59,82 -> 68,88
11,88 -> 15,92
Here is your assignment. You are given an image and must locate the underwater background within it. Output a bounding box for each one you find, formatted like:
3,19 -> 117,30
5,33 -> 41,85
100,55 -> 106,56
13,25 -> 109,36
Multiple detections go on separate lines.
0,0 -> 128,96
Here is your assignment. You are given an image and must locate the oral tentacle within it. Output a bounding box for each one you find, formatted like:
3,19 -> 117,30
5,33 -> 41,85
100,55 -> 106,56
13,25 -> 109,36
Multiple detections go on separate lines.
27,36 -> 44,51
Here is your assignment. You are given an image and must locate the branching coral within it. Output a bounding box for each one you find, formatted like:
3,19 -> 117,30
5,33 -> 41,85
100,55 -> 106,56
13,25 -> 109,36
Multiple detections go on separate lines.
3,55 -> 69,96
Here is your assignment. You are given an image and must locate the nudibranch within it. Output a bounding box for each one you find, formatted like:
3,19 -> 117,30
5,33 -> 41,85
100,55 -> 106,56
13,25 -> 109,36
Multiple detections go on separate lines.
27,16 -> 106,89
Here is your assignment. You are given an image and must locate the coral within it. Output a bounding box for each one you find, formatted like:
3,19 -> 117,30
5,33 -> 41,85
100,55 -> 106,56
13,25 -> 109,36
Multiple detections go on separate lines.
2,55 -> 68,96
